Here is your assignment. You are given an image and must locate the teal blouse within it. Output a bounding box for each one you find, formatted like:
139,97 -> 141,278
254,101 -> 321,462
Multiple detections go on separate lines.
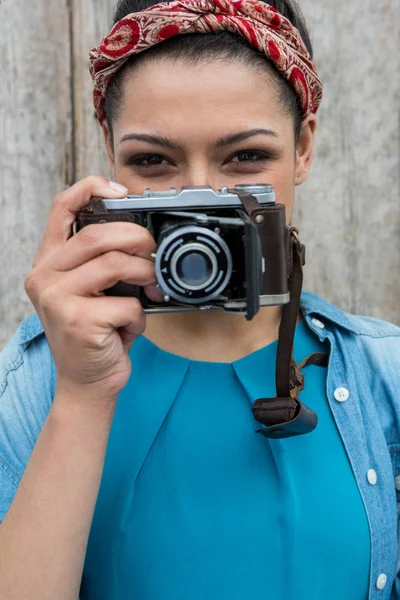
80,317 -> 370,599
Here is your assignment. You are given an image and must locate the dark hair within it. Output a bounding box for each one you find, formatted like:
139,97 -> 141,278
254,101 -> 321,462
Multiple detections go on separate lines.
104,0 -> 313,147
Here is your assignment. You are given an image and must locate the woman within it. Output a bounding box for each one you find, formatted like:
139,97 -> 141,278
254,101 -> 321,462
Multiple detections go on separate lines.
0,0 -> 399,598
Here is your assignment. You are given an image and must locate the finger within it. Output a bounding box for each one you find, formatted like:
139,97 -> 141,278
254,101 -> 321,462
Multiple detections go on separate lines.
144,282 -> 165,303
33,176 -> 128,267
73,295 -> 147,341
59,252 -> 158,297
47,222 -> 157,272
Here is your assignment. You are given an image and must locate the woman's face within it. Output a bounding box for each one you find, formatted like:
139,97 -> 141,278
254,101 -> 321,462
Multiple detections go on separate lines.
103,58 -> 316,223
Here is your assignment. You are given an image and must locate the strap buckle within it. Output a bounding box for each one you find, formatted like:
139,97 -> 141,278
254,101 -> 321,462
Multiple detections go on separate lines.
252,397 -> 318,439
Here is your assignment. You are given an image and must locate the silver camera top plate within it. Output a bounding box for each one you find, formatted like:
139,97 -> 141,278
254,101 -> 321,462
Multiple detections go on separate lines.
101,184 -> 275,211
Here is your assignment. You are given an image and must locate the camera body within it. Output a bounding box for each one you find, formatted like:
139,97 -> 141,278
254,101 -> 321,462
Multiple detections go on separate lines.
73,184 -> 290,320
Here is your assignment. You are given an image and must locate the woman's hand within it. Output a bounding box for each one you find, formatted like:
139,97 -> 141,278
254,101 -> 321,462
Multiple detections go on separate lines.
24,176 -> 163,405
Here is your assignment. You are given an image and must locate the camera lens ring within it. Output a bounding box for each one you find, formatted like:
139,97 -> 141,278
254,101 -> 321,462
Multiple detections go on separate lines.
170,243 -> 218,291
155,225 -> 232,304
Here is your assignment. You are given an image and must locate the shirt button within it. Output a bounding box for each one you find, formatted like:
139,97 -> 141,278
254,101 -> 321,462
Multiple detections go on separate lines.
395,476 -> 400,491
376,574 -> 387,589
368,469 -> 377,485
334,387 -> 349,402
311,318 -> 325,329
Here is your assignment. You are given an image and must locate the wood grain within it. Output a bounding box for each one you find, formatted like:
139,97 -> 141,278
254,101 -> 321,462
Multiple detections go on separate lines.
71,0 -> 114,181
295,0 -> 400,322
0,0 -> 72,348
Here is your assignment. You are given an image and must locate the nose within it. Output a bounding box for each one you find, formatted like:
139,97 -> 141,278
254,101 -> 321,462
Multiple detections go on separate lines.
181,164 -> 217,190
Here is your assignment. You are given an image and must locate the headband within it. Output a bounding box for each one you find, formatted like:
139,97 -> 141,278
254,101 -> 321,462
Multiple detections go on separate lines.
89,0 -> 323,127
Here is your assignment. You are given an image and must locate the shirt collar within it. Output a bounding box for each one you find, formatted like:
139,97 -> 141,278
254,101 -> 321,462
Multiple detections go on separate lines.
300,290 -> 359,334
301,290 -> 400,337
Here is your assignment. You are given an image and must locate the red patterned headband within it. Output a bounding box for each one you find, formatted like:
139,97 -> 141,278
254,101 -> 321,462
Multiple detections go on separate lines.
89,0 -> 323,126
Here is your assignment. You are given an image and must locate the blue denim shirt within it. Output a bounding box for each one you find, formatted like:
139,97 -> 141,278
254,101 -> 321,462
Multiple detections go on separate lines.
1,290 -> 400,599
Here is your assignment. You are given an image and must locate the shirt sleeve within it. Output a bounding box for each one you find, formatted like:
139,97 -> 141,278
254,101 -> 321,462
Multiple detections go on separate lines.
0,322 -> 55,523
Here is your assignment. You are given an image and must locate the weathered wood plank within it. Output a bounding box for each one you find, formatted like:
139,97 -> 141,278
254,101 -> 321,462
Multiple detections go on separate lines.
72,0 -> 115,181
0,0 -> 72,349
295,0 -> 400,324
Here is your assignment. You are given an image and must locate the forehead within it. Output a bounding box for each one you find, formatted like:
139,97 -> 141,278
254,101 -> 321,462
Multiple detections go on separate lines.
113,58 -> 291,140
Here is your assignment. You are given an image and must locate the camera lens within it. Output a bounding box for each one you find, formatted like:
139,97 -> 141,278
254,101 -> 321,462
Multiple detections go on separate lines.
176,251 -> 212,287
171,243 -> 217,290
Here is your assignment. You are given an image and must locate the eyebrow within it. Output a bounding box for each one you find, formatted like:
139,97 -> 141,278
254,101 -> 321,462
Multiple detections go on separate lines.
119,128 -> 278,149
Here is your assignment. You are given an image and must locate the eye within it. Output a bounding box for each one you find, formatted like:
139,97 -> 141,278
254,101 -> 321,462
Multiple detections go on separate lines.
128,154 -> 172,169
229,150 -> 271,163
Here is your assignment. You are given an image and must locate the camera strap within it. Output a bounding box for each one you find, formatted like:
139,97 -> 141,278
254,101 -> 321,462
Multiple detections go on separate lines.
237,192 -> 328,439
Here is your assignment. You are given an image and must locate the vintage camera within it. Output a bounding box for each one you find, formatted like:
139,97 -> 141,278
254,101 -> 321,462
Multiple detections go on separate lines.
72,184 -> 290,320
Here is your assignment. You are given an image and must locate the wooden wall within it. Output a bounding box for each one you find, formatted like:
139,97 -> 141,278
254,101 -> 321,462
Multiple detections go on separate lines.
1,0 -> 399,350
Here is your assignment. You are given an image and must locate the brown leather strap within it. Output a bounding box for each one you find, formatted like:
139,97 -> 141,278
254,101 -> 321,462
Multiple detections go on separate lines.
288,352 -> 329,400
235,191 -> 263,216
298,352 -> 329,370
276,230 -> 305,398
251,231 -> 321,439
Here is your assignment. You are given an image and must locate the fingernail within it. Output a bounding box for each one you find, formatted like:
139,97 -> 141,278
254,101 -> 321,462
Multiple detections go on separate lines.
108,181 -> 128,193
